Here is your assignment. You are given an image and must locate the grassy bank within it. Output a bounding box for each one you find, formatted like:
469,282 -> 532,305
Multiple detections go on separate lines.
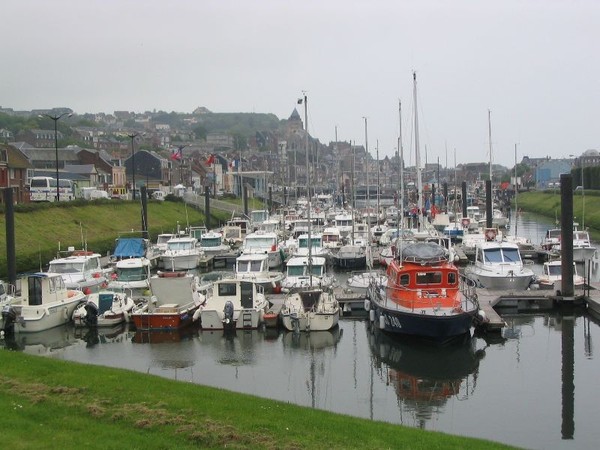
0,350 -> 515,449
515,190 -> 600,238
0,200 -> 231,278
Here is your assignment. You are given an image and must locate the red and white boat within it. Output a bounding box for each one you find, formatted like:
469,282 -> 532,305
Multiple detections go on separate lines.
367,242 -> 480,341
130,271 -> 205,330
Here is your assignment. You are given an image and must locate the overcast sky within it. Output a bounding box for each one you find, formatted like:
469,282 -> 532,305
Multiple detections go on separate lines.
3,0 -> 599,167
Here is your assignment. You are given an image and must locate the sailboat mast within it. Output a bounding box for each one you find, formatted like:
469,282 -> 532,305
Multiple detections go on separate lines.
398,100 -> 404,232
302,92 -> 312,288
514,143 -> 518,236
488,109 -> 493,182
351,141 -> 356,245
376,139 -> 380,223
413,72 -> 423,231
364,117 -> 369,222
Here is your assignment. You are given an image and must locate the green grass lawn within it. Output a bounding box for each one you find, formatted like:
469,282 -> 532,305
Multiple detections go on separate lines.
0,350 -> 518,449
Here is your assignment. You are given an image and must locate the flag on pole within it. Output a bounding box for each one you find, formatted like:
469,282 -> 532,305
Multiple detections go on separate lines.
170,147 -> 183,161
206,154 -> 215,165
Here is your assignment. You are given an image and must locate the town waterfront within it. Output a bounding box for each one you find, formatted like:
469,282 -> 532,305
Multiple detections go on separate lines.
4,210 -> 600,449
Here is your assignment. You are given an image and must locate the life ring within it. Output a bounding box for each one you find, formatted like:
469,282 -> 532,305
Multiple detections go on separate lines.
485,228 -> 497,241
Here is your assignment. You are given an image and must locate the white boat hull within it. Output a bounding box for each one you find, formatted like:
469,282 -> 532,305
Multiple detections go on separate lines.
10,296 -> 84,333
281,311 -> 339,332
200,309 -> 263,330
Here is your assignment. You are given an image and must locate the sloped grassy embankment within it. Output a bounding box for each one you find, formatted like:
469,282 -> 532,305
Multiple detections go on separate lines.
515,190 -> 600,238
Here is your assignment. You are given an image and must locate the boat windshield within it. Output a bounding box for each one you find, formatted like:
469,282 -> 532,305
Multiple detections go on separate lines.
311,265 -> 324,276
49,262 -> 85,273
167,241 -> 194,251
287,265 -> 305,276
548,265 -> 561,276
115,266 -> 147,281
483,248 -> 521,263
298,237 -> 321,248
244,237 -> 275,248
237,260 -> 263,272
201,237 -> 222,248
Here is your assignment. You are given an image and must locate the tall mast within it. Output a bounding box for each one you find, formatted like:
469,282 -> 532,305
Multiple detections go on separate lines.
413,72 -> 423,231
398,100 -> 404,232
301,92 -> 312,288
376,139 -> 380,223
514,143 -> 518,236
488,109 -> 493,182
364,117 -> 369,221
351,141 -> 356,245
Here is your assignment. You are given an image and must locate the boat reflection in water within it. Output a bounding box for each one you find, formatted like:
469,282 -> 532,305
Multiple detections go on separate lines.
2,324 -> 80,355
282,327 -> 343,351
74,323 -> 129,347
198,329 -> 263,366
368,327 -> 486,427
131,323 -> 200,344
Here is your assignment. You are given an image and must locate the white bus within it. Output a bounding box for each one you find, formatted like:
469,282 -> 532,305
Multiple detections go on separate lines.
29,176 -> 75,202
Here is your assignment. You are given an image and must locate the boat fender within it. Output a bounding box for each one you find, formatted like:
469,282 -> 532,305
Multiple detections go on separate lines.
192,308 -> 202,322
369,309 -> 375,322
364,299 -> 370,311
379,314 -> 385,330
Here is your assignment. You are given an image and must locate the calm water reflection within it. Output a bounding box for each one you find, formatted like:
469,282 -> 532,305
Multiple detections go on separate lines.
3,210 -> 600,449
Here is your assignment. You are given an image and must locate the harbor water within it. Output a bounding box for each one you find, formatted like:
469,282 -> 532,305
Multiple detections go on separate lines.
4,210 -> 600,450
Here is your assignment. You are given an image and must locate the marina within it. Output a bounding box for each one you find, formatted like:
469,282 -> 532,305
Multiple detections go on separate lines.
2,209 -> 600,449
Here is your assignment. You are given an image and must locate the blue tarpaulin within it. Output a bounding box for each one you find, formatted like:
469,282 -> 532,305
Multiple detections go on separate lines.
113,238 -> 145,258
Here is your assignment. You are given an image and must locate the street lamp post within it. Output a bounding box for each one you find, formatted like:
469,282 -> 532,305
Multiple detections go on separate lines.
127,132 -> 140,200
39,112 -> 72,201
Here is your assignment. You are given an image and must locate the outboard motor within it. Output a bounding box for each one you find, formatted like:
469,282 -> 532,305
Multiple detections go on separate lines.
223,301 -> 235,332
2,305 -> 17,335
84,302 -> 99,327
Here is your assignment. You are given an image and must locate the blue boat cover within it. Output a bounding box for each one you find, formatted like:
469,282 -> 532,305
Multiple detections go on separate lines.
113,238 -> 145,258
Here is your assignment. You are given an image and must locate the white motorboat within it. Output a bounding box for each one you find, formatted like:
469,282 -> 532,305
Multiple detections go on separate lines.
2,273 -> 86,334
333,212 -> 354,239
72,290 -> 135,327
234,253 -> 284,293
345,271 -> 387,297
47,249 -> 109,294
199,279 -> 270,331
572,229 -> 597,263
241,230 -> 284,268
536,260 -> 585,290
280,287 -> 340,332
153,233 -> 176,268
107,257 -> 152,300
291,233 -> 329,258
464,239 -> 535,290
322,226 -> 343,251
281,256 -> 335,292
160,236 -> 203,270
199,230 -> 232,256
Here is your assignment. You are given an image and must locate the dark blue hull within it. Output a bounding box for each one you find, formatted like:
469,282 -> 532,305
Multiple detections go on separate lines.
372,303 -> 476,341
